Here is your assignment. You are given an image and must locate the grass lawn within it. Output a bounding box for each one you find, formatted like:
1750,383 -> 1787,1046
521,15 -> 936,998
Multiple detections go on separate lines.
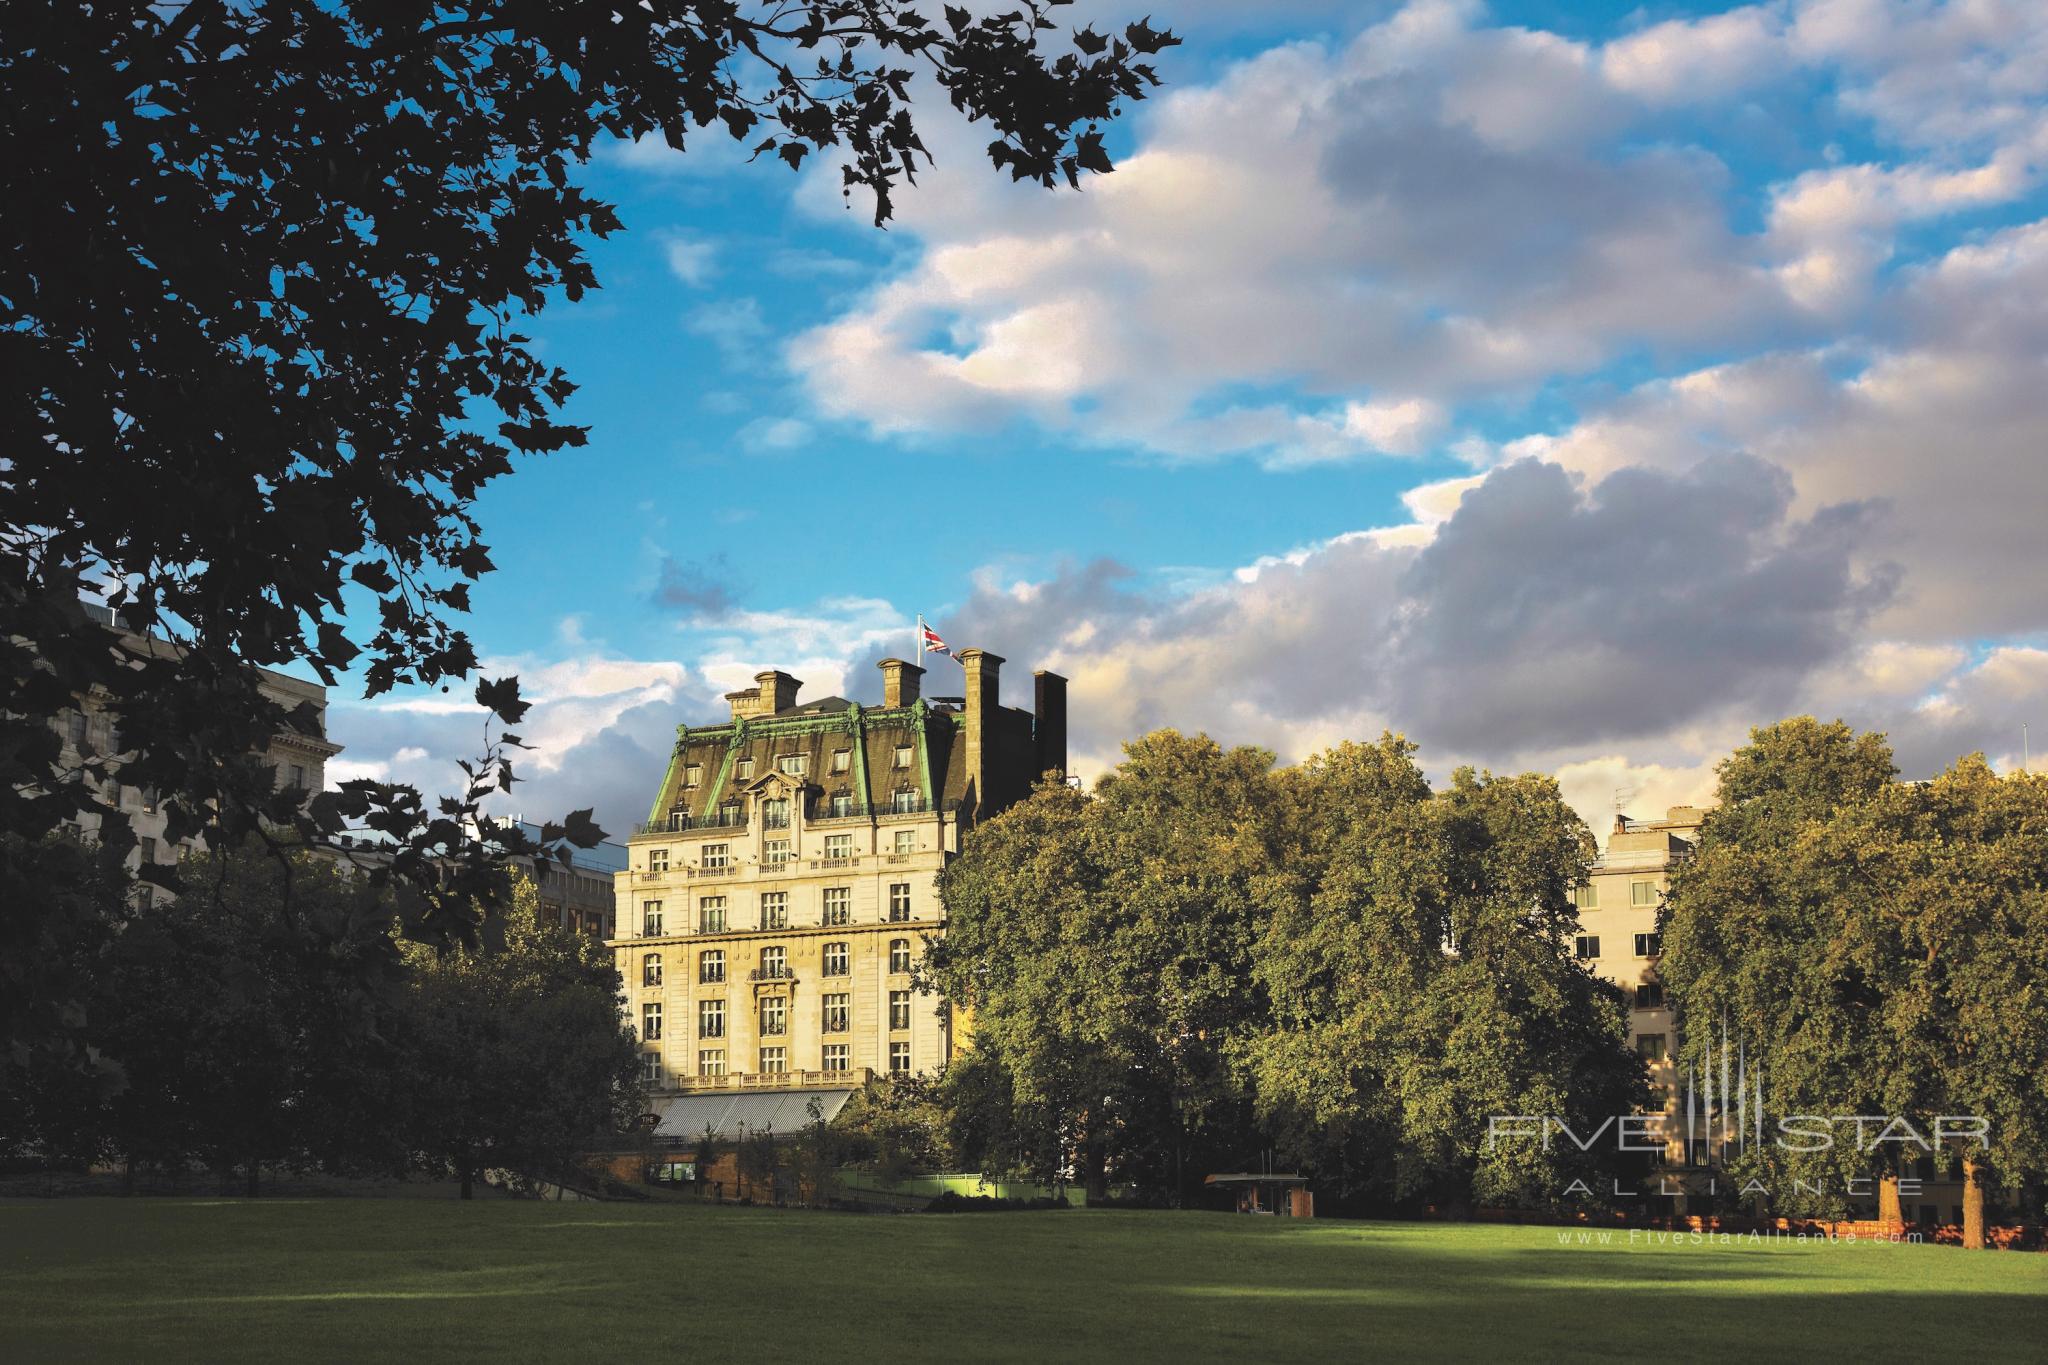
3,1200 -> 2044,1362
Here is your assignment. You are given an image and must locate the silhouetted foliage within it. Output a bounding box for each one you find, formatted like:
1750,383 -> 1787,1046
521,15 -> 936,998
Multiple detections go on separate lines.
0,0 -> 1175,1080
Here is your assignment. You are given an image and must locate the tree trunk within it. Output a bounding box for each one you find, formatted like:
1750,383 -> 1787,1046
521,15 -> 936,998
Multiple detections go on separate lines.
1962,1154 -> 1986,1250
1878,1172 -> 1902,1228
245,1160 -> 259,1199
460,1166 -> 475,1201
1082,1139 -> 1108,1204
122,1158 -> 136,1197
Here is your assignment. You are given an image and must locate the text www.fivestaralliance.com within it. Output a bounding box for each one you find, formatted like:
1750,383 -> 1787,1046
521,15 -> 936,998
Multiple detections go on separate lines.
1555,1229 -> 1928,1249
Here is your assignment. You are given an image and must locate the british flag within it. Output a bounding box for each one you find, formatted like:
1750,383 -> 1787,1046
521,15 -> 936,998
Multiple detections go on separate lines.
918,618 -> 952,657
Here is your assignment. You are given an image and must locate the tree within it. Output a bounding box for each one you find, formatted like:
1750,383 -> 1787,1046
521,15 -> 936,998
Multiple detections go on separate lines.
693,1121 -> 725,1197
832,1071 -> 957,1179
1,1 -> 1178,948
1662,719 -> 2048,1247
1849,757 -> 2048,1246
795,1096 -> 842,1208
736,1122 -> 780,1203
395,872 -> 641,1198
1249,741 -> 1645,1212
930,732 -> 1279,1201
0,833 -> 137,1172
86,841 -> 402,1194
1661,720 -> 1907,1220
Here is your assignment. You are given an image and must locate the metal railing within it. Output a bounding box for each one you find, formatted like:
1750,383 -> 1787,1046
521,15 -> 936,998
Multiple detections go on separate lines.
749,966 -> 795,982
635,810 -> 747,835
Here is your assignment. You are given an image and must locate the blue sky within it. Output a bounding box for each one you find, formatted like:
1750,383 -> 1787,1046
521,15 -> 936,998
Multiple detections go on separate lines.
328,1 -> 2048,840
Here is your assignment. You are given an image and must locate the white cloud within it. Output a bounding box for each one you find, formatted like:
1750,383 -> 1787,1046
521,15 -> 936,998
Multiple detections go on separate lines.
788,4 -> 1795,463
660,234 -> 718,287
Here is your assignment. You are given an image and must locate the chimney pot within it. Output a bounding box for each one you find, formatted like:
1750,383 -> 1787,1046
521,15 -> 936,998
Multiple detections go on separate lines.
877,657 -> 925,709
756,670 -> 801,715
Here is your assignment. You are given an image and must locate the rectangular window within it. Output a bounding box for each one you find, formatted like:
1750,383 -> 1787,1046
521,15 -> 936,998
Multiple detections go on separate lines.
641,1053 -> 663,1085
889,938 -> 911,974
643,953 -> 663,987
1634,932 -> 1663,957
698,999 -> 725,1039
892,788 -> 918,813
762,797 -> 790,829
66,712 -> 87,747
699,896 -> 726,933
138,836 -> 159,865
832,749 -> 851,773
1634,982 -> 1665,1009
288,763 -> 307,791
1573,883 -> 1598,910
778,754 -> 807,776
760,1047 -> 788,1074
683,764 -> 703,787
735,758 -> 754,780
649,848 -> 669,873
1574,934 -> 1600,961
759,945 -> 787,979
643,901 -> 663,936
824,833 -> 853,861
893,829 -> 916,854
760,892 -> 789,930
822,941 -> 849,977
1636,1033 -> 1669,1062
888,883 -> 912,922
822,1044 -> 850,1073
698,1049 -> 726,1078
889,1042 -> 911,1075
699,950 -> 724,984
822,993 -> 850,1033
759,996 -> 787,1037
822,887 -> 850,926
893,745 -> 913,769
764,839 -> 790,867
1631,881 -> 1657,907
702,844 -> 729,871
889,990 -> 911,1031
828,793 -> 853,817
642,1002 -> 663,1041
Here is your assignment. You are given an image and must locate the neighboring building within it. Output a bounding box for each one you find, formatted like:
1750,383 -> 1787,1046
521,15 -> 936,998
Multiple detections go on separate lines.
1576,805 -> 1707,1164
611,650 -> 1066,1138
54,603 -> 343,886
505,818 -> 625,938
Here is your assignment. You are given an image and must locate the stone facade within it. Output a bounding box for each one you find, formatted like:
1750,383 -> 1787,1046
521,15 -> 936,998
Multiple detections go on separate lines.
1576,805 -> 1706,1163
610,652 -> 1065,1114
55,603 -> 343,885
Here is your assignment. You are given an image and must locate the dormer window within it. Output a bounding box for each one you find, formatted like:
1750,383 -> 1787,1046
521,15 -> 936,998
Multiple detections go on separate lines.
831,749 -> 851,773
892,787 -> 918,813
735,757 -> 754,779
779,753 -> 807,776
893,745 -> 913,769
682,764 -> 703,788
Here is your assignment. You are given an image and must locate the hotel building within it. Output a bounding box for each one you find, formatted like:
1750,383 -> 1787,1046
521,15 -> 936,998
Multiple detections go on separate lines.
610,649 -> 1065,1137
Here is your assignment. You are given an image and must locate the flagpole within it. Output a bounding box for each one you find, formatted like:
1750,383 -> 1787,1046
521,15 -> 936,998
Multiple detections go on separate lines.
915,614 -> 924,667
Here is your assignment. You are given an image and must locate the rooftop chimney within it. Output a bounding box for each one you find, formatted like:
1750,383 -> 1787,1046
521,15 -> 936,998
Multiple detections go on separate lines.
1033,669 -> 1067,783
727,689 -> 769,720
756,670 -> 801,715
878,658 -> 925,709
957,648 -> 1002,819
